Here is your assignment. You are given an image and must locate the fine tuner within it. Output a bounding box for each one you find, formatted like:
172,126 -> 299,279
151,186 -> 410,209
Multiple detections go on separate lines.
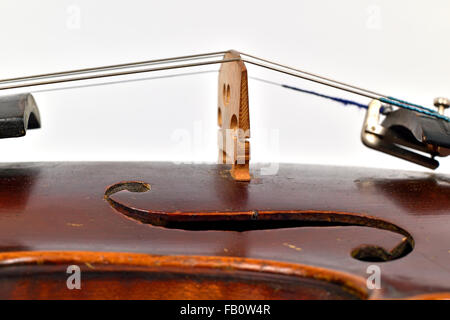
0,49 -> 448,180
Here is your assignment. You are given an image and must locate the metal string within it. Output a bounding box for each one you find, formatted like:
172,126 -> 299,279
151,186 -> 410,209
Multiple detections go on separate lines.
240,56 -> 449,121
31,70 -> 219,94
238,51 -> 436,114
0,51 -> 228,84
0,57 -> 240,90
0,50 -> 447,122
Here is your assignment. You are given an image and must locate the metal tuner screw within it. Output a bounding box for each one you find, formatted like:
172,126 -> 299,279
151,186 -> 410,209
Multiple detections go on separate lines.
433,97 -> 450,115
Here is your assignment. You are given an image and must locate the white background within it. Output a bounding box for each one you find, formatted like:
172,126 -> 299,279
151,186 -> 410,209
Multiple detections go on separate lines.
0,0 -> 449,173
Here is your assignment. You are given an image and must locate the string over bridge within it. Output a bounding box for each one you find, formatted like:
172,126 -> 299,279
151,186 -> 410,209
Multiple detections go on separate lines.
0,49 -> 448,175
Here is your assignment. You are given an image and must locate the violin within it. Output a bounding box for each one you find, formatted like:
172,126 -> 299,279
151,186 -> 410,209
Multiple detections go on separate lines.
0,50 -> 449,300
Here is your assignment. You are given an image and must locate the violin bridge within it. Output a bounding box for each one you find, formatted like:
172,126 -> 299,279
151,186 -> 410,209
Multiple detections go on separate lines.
217,50 -> 251,181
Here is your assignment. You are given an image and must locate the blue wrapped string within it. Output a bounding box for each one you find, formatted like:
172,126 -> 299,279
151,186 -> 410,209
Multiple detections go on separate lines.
386,96 -> 435,113
251,76 -> 449,122
281,84 -> 368,110
381,97 -> 450,122
250,77 -> 370,110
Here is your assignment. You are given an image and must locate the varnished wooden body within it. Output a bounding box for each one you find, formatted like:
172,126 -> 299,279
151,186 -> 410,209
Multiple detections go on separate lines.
0,162 -> 449,299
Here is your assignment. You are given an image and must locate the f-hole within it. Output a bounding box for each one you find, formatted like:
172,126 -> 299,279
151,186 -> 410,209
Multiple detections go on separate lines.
105,181 -> 415,263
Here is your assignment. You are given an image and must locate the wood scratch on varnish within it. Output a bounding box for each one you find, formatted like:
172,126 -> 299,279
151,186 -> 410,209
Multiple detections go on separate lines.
283,242 -> 302,252
67,223 -> 83,227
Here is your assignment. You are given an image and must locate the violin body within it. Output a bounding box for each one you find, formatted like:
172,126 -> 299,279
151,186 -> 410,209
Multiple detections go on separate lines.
0,161 -> 448,299
0,48 -> 449,300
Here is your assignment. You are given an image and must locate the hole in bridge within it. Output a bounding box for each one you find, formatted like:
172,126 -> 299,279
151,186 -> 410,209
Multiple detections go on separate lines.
222,83 -> 231,106
218,107 -> 222,127
230,114 -> 238,130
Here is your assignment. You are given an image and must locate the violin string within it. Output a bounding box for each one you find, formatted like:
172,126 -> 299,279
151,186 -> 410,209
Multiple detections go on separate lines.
31,70 -> 219,94
0,53 -> 384,101
239,51 -> 438,114
249,76 -> 369,110
0,57 -> 240,91
240,51 -> 385,100
241,58 -> 449,122
0,51 -> 227,84
0,50 -> 390,101
242,58 -> 449,121
0,50 -> 447,121
241,59 -> 378,100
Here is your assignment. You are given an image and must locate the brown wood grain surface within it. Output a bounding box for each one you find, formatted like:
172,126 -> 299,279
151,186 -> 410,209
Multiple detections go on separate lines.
0,162 -> 448,299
